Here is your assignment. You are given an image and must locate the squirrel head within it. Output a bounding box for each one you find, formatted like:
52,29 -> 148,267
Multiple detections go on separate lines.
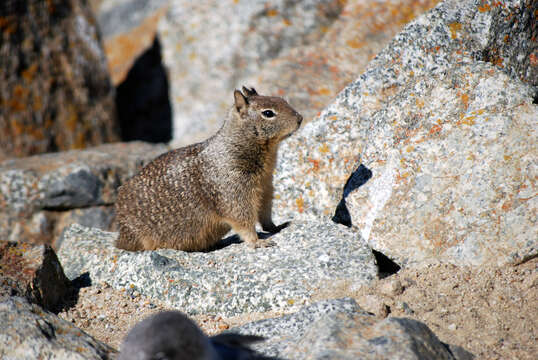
232,87 -> 303,143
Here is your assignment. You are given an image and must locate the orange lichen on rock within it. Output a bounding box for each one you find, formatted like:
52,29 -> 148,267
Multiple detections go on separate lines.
459,116 -> 476,126
0,16 -> 17,35
317,87 -> 332,96
448,22 -> 462,39
32,94 -> 43,111
104,6 -> 168,85
9,119 -> 25,136
429,124 -> 442,135
295,196 -> 305,213
460,93 -> 470,108
308,158 -> 320,172
318,143 -> 330,154
22,64 -> 39,82
266,9 -> 279,17
65,105 -> 78,132
529,53 -> 537,66
346,39 -> 365,49
478,2 -> 491,12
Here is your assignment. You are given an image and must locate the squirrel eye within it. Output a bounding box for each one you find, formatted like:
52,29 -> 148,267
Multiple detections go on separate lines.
261,110 -> 276,118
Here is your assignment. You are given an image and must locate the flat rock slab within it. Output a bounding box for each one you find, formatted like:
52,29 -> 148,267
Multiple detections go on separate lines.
0,296 -> 116,360
232,298 -> 473,360
57,221 -> 377,317
0,142 -> 168,244
0,142 -> 168,214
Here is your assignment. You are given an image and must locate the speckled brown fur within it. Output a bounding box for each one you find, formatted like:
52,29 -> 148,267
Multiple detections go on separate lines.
115,87 -> 302,251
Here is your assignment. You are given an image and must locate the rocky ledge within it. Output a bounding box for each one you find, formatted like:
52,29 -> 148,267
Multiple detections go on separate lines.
57,221 -> 377,317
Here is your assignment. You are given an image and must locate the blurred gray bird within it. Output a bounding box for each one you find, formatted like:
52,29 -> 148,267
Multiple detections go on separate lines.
118,311 -> 266,360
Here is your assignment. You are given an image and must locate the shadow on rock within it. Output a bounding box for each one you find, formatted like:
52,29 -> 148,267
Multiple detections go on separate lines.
116,36 -> 172,143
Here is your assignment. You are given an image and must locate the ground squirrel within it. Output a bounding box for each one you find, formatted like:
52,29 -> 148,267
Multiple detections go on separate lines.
115,87 -> 302,251
118,311 -> 264,360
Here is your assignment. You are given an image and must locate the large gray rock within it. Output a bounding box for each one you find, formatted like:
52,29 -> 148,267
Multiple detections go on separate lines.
232,298 -> 473,360
243,0 -> 440,124
158,0 -> 345,145
0,142 -> 168,245
57,221 -> 377,317
0,296 -> 116,360
0,0 -> 119,161
273,0 -> 538,266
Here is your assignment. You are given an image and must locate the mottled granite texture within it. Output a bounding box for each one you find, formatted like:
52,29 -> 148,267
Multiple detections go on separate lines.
57,221 -> 377,317
242,0 -> 441,124
157,0 -> 345,145
0,0 -> 119,161
0,296 -> 116,360
272,0 -> 537,266
232,298 -> 473,360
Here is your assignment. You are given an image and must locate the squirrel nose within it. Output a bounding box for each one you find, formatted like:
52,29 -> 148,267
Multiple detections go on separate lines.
297,113 -> 303,126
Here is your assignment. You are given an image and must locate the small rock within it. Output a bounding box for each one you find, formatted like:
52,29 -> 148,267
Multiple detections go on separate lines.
231,298 -> 472,359
379,279 -> 404,297
397,301 -> 415,315
0,241 -> 72,312
57,221 -> 377,316
356,294 -> 389,318
0,296 -> 116,359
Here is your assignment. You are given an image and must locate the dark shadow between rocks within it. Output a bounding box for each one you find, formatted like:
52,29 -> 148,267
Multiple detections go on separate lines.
207,222 -> 290,252
58,272 -> 92,312
372,250 -> 401,278
116,35 -> 172,143
330,164 -> 401,278
332,163 -> 373,227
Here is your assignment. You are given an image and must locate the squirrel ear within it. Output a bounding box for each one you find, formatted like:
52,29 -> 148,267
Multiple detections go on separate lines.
242,86 -> 258,97
234,89 -> 248,113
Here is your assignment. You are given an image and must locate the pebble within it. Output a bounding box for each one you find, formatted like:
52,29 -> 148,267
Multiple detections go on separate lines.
379,279 -> 404,296
357,294 -> 390,318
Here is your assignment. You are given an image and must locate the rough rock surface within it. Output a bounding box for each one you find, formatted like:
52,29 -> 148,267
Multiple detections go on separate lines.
232,298 -> 473,360
158,0 -> 345,144
92,0 -> 169,85
346,62 -> 537,267
0,296 -> 116,360
353,258 -> 538,360
0,142 -> 168,245
54,255 -> 536,358
243,0 -> 441,124
272,0 -> 538,266
57,221 -> 377,317
95,0 -> 440,144
0,241 -> 71,312
0,0 -> 119,161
